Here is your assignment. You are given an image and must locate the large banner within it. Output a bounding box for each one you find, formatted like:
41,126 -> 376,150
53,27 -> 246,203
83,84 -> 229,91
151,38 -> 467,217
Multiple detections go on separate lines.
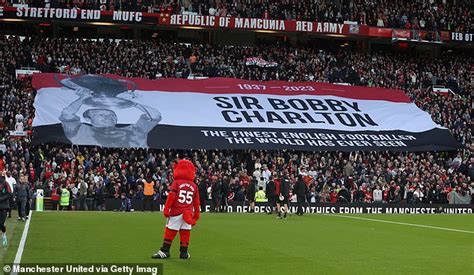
32,74 -> 462,151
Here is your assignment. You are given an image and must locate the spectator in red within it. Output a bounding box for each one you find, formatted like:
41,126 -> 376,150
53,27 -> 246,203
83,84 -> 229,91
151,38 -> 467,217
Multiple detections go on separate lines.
364,187 -> 373,203
329,189 -> 338,203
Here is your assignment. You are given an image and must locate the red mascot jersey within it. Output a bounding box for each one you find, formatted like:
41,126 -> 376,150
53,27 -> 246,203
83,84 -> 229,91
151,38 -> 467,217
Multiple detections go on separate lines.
163,159 -> 201,225
169,179 -> 199,216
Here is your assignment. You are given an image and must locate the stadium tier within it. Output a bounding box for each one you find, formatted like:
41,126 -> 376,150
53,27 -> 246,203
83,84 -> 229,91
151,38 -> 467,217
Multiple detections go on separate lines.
0,31 -> 472,208
1,0 -> 472,32
0,3 -> 472,274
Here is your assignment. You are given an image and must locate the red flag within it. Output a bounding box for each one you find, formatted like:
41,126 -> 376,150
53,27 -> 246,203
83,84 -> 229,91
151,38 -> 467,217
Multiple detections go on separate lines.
159,13 -> 170,25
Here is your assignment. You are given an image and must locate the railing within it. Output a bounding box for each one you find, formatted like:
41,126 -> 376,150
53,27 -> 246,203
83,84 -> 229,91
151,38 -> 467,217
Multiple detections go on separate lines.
392,29 -> 442,44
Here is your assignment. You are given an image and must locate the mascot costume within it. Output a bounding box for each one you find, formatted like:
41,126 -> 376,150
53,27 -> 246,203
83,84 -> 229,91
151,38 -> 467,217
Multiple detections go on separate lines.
152,159 -> 200,259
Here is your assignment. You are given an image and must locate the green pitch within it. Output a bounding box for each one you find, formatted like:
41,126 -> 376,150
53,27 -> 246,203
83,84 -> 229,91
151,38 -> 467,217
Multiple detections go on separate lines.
2,212 -> 474,275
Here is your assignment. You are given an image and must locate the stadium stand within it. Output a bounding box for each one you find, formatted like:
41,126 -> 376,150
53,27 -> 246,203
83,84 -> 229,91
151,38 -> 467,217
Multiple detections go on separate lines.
0,33 -> 472,209
3,0 -> 471,32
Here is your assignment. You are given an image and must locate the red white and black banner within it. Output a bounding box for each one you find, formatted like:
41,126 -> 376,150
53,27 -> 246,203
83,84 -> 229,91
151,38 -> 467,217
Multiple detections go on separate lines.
31,73 -> 462,151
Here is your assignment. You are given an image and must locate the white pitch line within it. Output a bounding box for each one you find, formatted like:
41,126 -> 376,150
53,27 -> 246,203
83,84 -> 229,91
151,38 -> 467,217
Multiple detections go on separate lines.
13,211 -> 33,269
327,214 -> 474,234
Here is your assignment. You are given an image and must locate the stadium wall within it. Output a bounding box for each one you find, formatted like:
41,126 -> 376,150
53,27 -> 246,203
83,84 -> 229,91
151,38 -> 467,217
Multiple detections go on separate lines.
29,198 -> 473,214
102,200 -> 473,214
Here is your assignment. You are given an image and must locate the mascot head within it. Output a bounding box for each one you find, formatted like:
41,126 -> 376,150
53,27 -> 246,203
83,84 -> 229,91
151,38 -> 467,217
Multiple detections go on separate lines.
173,159 -> 196,182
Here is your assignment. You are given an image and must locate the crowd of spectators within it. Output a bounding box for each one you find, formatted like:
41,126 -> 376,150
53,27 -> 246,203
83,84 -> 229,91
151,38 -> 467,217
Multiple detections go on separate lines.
0,34 -> 472,210
2,0 -> 472,32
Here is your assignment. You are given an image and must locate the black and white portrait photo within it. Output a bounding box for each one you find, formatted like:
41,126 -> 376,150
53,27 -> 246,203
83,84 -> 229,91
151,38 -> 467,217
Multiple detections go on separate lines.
57,75 -> 162,148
